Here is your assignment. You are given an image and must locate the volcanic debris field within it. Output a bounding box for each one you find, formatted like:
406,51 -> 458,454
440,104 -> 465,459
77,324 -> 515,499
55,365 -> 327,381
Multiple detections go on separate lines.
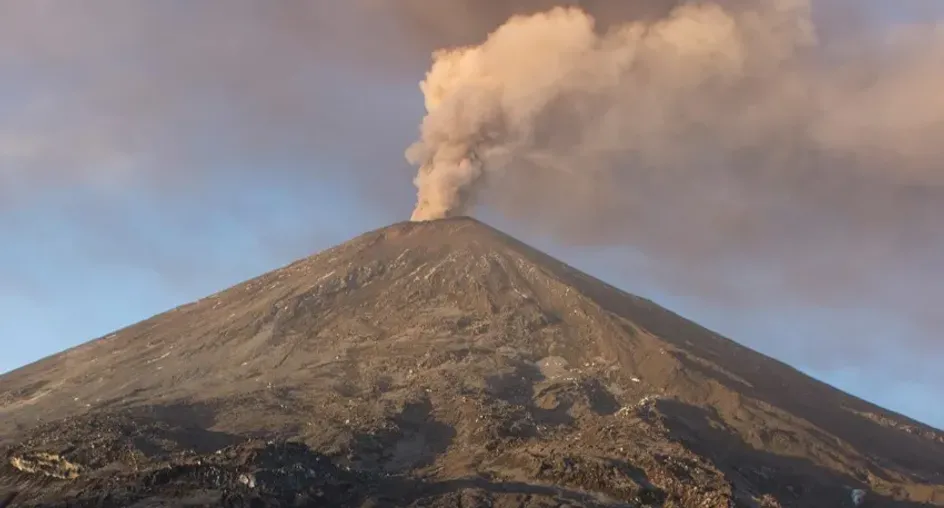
1,217 -> 942,507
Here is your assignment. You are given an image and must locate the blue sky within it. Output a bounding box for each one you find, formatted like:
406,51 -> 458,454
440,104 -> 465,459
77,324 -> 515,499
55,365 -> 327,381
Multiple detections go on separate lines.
1,1 -> 942,431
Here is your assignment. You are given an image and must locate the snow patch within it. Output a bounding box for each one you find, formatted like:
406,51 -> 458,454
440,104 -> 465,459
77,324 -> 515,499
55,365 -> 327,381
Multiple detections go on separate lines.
146,352 -> 171,365
394,249 -> 411,264
424,258 -> 451,280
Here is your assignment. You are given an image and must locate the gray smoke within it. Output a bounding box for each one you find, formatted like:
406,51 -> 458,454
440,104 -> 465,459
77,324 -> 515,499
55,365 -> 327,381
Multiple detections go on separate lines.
403,1 -> 944,363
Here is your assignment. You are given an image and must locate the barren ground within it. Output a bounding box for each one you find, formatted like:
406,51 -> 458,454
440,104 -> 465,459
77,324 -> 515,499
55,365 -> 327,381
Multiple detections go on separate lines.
1,218 -> 942,507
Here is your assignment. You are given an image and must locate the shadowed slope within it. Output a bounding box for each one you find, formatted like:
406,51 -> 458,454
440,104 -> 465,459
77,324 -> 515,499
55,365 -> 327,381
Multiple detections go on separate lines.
1,217 -> 941,506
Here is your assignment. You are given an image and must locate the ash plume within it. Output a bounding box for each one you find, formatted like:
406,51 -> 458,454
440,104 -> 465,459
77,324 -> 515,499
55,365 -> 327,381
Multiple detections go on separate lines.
407,2 -> 944,221
404,2 -> 944,342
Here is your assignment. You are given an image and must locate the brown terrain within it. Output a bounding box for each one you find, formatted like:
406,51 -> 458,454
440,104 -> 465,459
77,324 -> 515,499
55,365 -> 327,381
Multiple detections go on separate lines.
1,217 -> 942,507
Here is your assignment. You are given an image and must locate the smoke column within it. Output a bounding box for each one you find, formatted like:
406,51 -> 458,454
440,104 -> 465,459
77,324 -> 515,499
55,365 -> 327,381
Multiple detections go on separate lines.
407,2 -> 943,221
403,2 -> 944,359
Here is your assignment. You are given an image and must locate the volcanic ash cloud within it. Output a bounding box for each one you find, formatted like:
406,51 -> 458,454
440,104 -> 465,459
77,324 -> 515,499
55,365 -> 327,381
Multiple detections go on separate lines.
404,1 -> 943,224
404,3 -> 782,220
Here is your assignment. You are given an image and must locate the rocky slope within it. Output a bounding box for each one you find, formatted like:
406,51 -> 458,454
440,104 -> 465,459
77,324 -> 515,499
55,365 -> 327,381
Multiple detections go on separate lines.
1,217 -> 942,507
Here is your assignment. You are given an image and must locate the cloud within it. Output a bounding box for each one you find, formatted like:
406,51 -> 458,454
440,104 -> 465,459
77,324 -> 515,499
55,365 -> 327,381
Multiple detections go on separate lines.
403,1 -> 944,354
0,1 -> 426,206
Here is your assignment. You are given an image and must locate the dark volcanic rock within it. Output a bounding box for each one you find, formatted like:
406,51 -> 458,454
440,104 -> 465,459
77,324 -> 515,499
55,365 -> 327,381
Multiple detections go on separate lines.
1,217 -> 942,507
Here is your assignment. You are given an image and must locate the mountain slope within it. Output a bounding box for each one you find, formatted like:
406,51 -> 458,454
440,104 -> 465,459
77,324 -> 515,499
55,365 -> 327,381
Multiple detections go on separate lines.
1,217 -> 942,507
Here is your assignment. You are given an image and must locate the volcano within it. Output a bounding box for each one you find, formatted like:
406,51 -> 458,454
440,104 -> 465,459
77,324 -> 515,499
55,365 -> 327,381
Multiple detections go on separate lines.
1,217 -> 942,507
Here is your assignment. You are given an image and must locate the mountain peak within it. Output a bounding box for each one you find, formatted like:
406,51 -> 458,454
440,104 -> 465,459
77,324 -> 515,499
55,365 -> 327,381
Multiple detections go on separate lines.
2,218 -> 942,507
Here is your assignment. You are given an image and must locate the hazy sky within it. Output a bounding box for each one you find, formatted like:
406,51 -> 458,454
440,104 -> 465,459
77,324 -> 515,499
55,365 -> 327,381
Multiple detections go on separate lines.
1,1 -> 942,429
